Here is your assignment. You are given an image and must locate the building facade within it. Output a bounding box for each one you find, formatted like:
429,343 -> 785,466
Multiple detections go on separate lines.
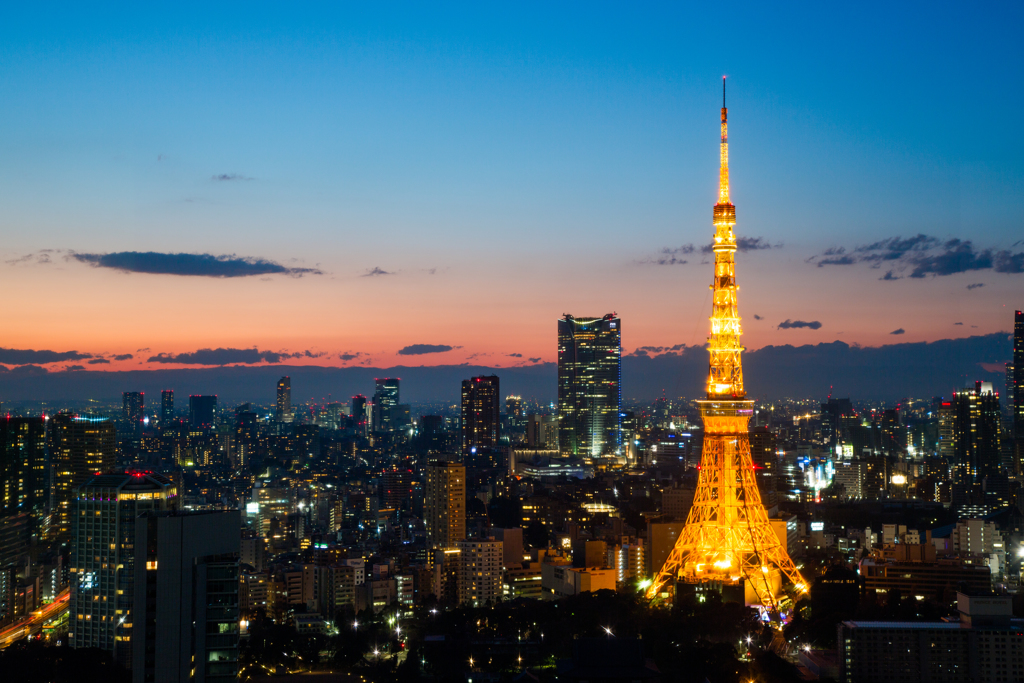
0,417 -> 47,518
276,376 -> 294,424
50,414 -> 117,536
557,314 -> 621,458
132,510 -> 240,683
456,538 -> 502,606
424,462 -> 465,549
461,375 -> 500,454
69,472 -> 176,664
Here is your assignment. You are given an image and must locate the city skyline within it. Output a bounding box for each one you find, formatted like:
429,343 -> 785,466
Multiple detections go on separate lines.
1,4 -> 1022,376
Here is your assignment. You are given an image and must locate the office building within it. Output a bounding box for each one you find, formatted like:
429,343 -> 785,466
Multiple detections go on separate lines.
351,395 -> 368,436
189,395 -> 217,429
527,414 -> 558,449
69,472 -> 176,664
131,510 -> 240,683
859,555 -> 990,600
749,426 -> 778,508
424,461 -> 465,549
952,382 -> 1003,498
160,390 -> 174,427
937,400 -> 955,461
0,417 -> 47,517
233,410 -> 259,470
505,395 -> 524,429
275,376 -> 294,423
839,593 -> 1024,683
557,314 -> 622,458
123,392 -> 145,455
372,379 -> 399,433
461,375 -> 500,454
1015,311 -> 1023,472
456,538 -> 502,606
382,466 -> 413,510
50,414 -> 117,536
820,397 -> 854,454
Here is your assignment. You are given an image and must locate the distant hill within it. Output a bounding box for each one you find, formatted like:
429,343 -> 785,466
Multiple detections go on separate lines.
0,333 -> 1011,405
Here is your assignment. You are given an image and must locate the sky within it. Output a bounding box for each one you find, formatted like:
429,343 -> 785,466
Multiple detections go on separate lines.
0,2 -> 1021,374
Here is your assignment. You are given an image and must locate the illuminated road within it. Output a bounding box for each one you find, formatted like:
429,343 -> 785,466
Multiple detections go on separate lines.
0,588 -> 70,648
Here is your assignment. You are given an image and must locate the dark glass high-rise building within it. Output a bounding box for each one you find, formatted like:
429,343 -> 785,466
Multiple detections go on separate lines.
161,389 -> 174,427
952,381 -> 1003,503
189,395 -> 217,428
276,376 -> 294,423
372,378 -> 399,433
557,314 -> 621,458
351,395 -> 368,436
132,510 -> 240,683
461,375 -> 500,453
1014,311 -> 1023,472
0,417 -> 47,517
49,414 -> 116,536
122,391 -> 144,455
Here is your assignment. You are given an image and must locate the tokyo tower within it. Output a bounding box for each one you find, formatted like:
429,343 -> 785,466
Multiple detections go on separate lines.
646,80 -> 807,617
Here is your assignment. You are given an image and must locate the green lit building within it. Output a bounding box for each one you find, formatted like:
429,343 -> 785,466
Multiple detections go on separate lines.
557,314 -> 621,458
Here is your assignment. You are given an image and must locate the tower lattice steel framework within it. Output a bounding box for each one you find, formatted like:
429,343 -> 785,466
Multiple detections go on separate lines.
646,80 -> 807,617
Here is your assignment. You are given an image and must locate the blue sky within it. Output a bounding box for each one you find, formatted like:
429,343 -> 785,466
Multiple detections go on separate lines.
0,2 -> 1020,370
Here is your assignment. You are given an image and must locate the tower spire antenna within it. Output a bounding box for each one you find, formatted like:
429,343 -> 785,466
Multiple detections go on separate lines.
723,75 -> 726,108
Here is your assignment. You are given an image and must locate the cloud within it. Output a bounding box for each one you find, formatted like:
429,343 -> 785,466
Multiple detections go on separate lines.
777,319 -> 822,330
817,255 -> 856,266
508,353 -> 523,358
753,314 -> 763,321
9,365 -> 47,375
362,267 -> 393,277
954,322 -> 964,325
966,283 -> 985,290
994,250 -> 1024,273
700,236 -> 778,254
813,234 -> 1024,280
87,358 -> 111,365
338,351 -> 364,361
71,252 -> 321,278
0,347 -> 91,365
6,249 -> 56,266
527,357 -> 542,363
63,365 -> 85,372
211,173 -> 253,181
908,239 -> 992,278
147,347 -> 307,365
114,353 -> 134,361
890,328 -> 906,335
397,344 -> 453,356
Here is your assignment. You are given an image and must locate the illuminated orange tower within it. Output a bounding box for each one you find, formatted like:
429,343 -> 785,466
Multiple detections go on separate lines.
646,80 -> 806,617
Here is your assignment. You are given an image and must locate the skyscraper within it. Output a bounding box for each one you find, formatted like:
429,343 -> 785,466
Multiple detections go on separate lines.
952,381 -> 1003,501
69,471 -> 176,664
557,314 -> 621,458
351,395 -> 368,436
189,395 -> 217,429
161,389 -> 174,427
461,375 -> 500,453
276,376 -> 294,423
372,379 -> 399,433
1014,311 -> 1023,472
0,417 -> 47,517
123,391 -> 145,456
132,510 -> 240,683
49,414 -> 117,536
424,461 -> 465,549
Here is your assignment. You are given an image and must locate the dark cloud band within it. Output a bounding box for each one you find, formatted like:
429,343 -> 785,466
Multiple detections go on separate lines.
72,252 -> 321,278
